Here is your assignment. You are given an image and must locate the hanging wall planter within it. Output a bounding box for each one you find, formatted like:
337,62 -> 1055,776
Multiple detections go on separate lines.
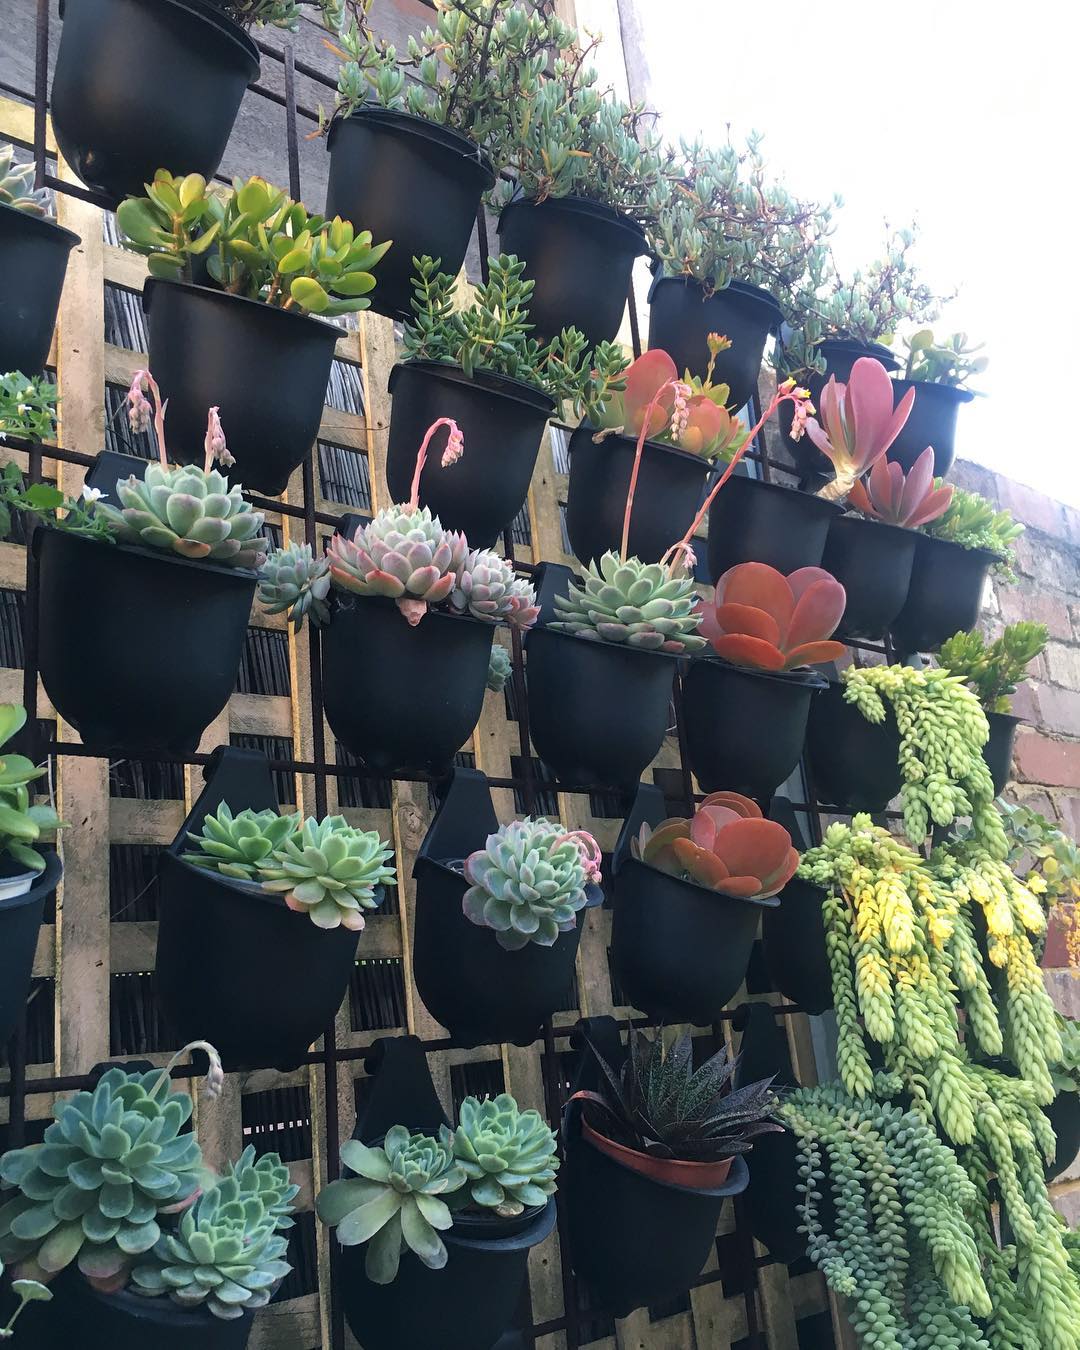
156,747 -> 364,1071
682,657 -> 825,797
496,196 -> 647,347
562,1018 -> 749,1315
647,275 -> 781,408
322,587 -> 494,777
386,361 -> 553,548
0,203 -> 80,377
144,279 -> 341,496
564,423 -> 710,566
50,0 -> 259,206
885,379 -> 973,479
609,784 -> 781,1023
821,514 -> 917,640
889,534 -> 998,655
331,1037 -> 557,1350
762,875 -> 832,1015
0,851 -> 61,1050
984,710 -> 1021,797
34,452 -> 255,757
807,681 -> 903,813
325,108 -> 495,323
780,338 -> 899,476
1045,1090 -> 1080,1183
706,472 -> 841,582
411,769 -> 602,1046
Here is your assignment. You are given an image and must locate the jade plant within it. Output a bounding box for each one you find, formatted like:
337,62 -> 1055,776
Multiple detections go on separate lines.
902,329 -> 987,390
462,816 -> 601,951
999,800 -> 1080,909
0,145 -> 48,217
698,562 -> 846,671
633,791 -> 798,899
0,1258 -> 50,1338
578,1027 -> 782,1162
0,703 -> 65,879
939,622 -> 1048,714
0,372 -> 57,444
448,1094 -> 558,1217
213,0 -> 336,29
848,447 -> 954,528
117,172 -> 390,318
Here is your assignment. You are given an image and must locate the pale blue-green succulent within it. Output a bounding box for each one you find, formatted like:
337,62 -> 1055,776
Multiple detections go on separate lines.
549,552 -> 706,654
257,542 -> 331,631
446,1095 -> 558,1217
257,816 -> 396,930
181,802 -> 301,883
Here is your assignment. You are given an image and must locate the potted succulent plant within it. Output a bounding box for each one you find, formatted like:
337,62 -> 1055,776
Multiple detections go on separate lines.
645,135 -> 833,407
891,487 -> 1023,655
0,1046 -> 296,1349
938,622 -> 1047,795
0,374 -> 57,446
409,767 -> 602,1045
494,62 -> 661,346
0,704 -> 64,1051
684,561 -> 845,797
31,372 -> 265,756
0,146 -> 81,378
315,1036 -> 558,1350
116,172 -> 389,495
389,254 -> 624,547
886,329 -> 985,476
48,0 -> 275,205
320,2 -> 571,320
564,1020 -> 775,1314
610,783 -> 797,1024
156,746 -> 395,1069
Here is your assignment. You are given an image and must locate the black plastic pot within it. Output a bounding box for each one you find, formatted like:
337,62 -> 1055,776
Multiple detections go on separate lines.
144,279 -> 340,496
822,514 -> 917,640
647,275 -> 781,409
707,472 -> 841,582
322,590 -> 494,776
807,681 -> 902,813
410,769 -> 601,1046
886,380 -> 974,479
50,0 -> 258,206
0,851 -> 62,1049
526,624 -> 677,790
156,747 -> 362,1071
497,196 -> 647,348
563,1019 -> 749,1315
0,203 -> 80,376
762,876 -> 833,1015
325,108 -> 495,323
609,784 -> 778,1023
889,534 -> 999,655
1045,1091 -> 1080,1183
34,461 -> 255,755
386,361 -> 553,548
682,658 -> 825,797
564,422 -> 710,566
984,710 -> 1020,797
780,338 -> 900,477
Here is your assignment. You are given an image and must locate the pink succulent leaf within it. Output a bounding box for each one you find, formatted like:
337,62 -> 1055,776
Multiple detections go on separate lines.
847,357 -> 913,472
623,350 -> 678,435
708,633 -> 787,670
689,810 -> 718,850
896,446 -> 935,521
363,568 -> 407,597
678,396 -> 725,455
711,602 -> 782,647
905,482 -> 954,528
757,845 -> 802,896
786,577 -> 846,650
787,567 -> 839,604
695,597 -> 723,641
712,874 -> 767,898
783,639 -> 847,669
701,791 -> 762,820
715,563 -> 795,634
847,477 -> 876,517
712,818 -> 792,884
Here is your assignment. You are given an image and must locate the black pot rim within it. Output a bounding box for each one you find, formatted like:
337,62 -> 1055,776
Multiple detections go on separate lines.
834,512 -> 918,544
986,708 -> 1025,729
60,0 -> 259,69
166,851 -> 385,917
326,104 -> 495,186
916,532 -> 1003,566
530,623 -> 688,667
331,589 -> 499,635
389,358 -> 555,417
34,523 -> 259,583
446,1197 -> 556,1250
890,376 -> 976,405
573,420 -> 712,473
817,336 -> 898,363
143,276 -> 343,340
720,474 -> 844,518
646,272 -> 783,324
690,653 -> 829,688
498,194 -> 648,251
424,856 -> 605,916
620,853 -> 780,910
60,1270 -> 248,1326
0,198 -> 83,248
0,848 -> 62,916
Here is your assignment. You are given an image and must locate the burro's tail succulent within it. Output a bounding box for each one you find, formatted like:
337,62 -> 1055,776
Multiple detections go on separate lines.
446,1095 -> 558,1217
450,549 -> 539,629
462,817 -> 601,951
549,552 -> 706,653
257,816 -> 396,930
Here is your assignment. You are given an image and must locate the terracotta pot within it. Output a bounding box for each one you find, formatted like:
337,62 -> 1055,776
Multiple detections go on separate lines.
577,1108 -> 734,1189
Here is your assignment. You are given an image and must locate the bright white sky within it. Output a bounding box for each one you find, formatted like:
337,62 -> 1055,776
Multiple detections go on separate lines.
608,0 -> 1080,507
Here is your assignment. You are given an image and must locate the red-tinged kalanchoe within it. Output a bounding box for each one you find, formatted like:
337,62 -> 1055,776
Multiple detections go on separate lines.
805,356 -> 917,502
847,445 -> 954,528
699,562 -> 847,671
633,790 -> 799,899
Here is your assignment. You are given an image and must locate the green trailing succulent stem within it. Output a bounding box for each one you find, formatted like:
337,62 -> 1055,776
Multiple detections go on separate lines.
0,1257 -> 51,1338
446,1094 -> 558,1217
257,542 -> 331,630
0,703 -> 65,876
0,372 -> 57,443
257,815 -> 396,931
841,664 -> 1005,855
117,172 -> 390,318
0,144 -> 49,217
548,551 -> 706,653
939,623 -> 1047,714
181,802 -> 301,883
213,0 -> 339,30
921,485 -> 1023,573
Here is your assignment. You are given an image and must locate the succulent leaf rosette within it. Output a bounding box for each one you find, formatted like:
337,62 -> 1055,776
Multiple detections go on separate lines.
182,803 -> 301,883
446,1095 -> 558,1217
450,549 -> 539,629
257,815 -> 396,931
550,552 -> 706,654
462,817 -> 601,951
257,542 -> 331,629
848,446 -> 954,528
0,143 -> 49,217
699,563 -> 846,671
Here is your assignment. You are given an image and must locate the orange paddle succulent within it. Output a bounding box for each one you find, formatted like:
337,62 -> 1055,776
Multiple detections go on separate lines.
698,562 -> 847,671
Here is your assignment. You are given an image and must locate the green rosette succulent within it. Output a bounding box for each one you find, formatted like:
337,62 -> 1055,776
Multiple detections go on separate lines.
257,816 -> 396,930
462,817 -> 600,951
0,143 -> 49,217
316,1129 -> 467,1285
327,506 -> 467,625
0,1067 -> 204,1284
258,542 -> 331,630
181,803 -> 300,883
131,1172 -> 291,1320
549,552 -> 706,653
486,643 -> 513,693
445,1095 -> 558,1218
223,1146 -> 298,1231
94,462 -> 267,568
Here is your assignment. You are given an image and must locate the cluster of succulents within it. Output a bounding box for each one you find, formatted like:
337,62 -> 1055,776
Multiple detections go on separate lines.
257,541 -> 331,630
698,562 -> 847,671
117,172 -> 390,318
182,802 -> 300,882
549,552 -> 706,654
0,703 -> 65,877
921,484 -> 1023,564
939,621 -> 1048,714
0,143 -> 49,217
462,817 -> 601,951
449,549 -> 539,628
847,446 -> 954,528
634,791 -> 798,900
0,371 -> 57,443
901,328 -> 987,389
316,1092 -> 558,1284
